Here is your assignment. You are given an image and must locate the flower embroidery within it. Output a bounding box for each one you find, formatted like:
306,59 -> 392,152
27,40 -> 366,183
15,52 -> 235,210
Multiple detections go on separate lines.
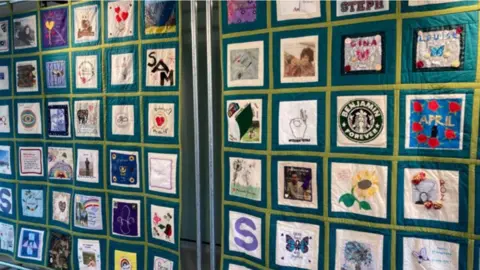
339,170 -> 379,211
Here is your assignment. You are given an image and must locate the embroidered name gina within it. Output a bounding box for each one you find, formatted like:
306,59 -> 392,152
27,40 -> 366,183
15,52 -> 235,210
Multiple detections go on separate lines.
339,99 -> 384,143
340,0 -> 385,13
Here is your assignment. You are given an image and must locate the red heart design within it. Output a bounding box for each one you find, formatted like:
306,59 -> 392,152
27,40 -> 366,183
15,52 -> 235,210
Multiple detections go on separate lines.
155,116 -> 165,127
448,101 -> 461,114
115,15 -> 122,23
121,11 -> 129,20
114,6 -> 120,13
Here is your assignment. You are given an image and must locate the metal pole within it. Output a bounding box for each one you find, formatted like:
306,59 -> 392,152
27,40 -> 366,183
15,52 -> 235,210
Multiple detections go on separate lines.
205,0 -> 216,269
190,0 -> 202,269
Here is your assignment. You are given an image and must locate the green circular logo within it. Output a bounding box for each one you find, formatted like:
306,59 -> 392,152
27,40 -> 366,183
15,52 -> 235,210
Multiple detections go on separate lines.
339,98 -> 384,143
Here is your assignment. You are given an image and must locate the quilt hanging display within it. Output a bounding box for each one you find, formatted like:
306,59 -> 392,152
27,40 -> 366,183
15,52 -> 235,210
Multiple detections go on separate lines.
0,1 -> 182,269
221,1 -> 480,270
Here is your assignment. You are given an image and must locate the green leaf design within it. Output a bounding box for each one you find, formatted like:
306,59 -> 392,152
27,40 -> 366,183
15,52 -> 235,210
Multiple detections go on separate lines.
359,201 -> 372,210
339,193 -> 356,207
159,225 -> 166,229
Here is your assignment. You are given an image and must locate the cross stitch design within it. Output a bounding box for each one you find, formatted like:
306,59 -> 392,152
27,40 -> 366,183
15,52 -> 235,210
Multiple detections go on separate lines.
18,228 -> 44,261
111,52 -> 134,85
74,100 -> 101,138
0,64 -> 9,91
336,0 -> 389,17
144,0 -> 177,35
17,102 -> 42,134
0,222 -> 14,253
227,0 -> 256,25
110,150 -> 139,188
0,186 -> 12,215
227,41 -> 264,87
151,204 -> 175,244
343,34 -> 383,74
48,147 -> 74,181
281,35 -> 318,83
0,20 -> 9,52
154,256 -> 174,270
76,55 -> 98,89
229,157 -> 261,201
107,1 -> 134,38
77,239 -> 101,270
227,99 -> 262,144
406,94 -> 465,150
148,152 -> 177,195
52,191 -> 70,225
114,250 -> 137,270
148,103 -> 175,137
19,147 -> 43,176
16,60 -> 38,93
146,48 -> 176,87
41,8 -> 68,49
276,0 -> 321,21
45,60 -> 67,89
76,149 -> 99,184
0,146 -> 11,175
403,237 -> 460,269
47,231 -> 71,270
13,15 -> 37,50
74,5 -> 99,44
112,198 -> 141,238
74,194 -> 103,230
21,189 -> 43,218
279,100 -> 318,145
47,102 -> 70,137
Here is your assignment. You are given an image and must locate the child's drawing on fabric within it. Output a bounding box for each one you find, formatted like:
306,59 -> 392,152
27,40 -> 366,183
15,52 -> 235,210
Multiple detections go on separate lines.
13,15 -> 37,50
0,146 -> 11,175
112,198 -> 141,238
278,161 -> 318,209
281,35 -> 318,83
153,256 -> 174,270
21,189 -> 43,218
19,147 -> 43,176
112,105 -> 135,136
74,194 -> 103,230
0,186 -> 12,215
111,52 -> 134,85
336,95 -> 387,148
343,34 -> 383,74
0,64 -> 10,91
151,204 -> 174,243
275,220 -> 320,269
41,8 -> 68,49
414,26 -> 464,71
276,0 -> 321,21
148,103 -> 174,137
75,55 -> 98,89
0,20 -> 9,53
17,228 -> 44,261
110,150 -> 139,188
17,102 -> 42,134
336,0 -> 389,17
45,59 -> 67,89
48,147 -> 74,181
229,157 -> 261,201
144,0 -> 176,35
403,168 -> 459,223
0,222 -> 14,253
146,48 -> 176,87
73,5 -> 99,44
47,231 -> 71,270
0,105 -> 10,133
331,162 -> 388,219
228,210 -> 262,260
227,0 -> 256,25
408,0 -> 460,6
148,152 -> 177,195
114,250 -> 137,270
227,99 -> 262,144
405,94 -> 465,150
403,237 -> 459,270
107,1 -> 134,39
16,60 -> 38,92
77,239 -> 101,270
47,101 -> 70,137
227,41 -> 263,87
52,191 -> 70,225
278,100 -> 317,145
74,100 -> 101,138
335,229 -> 384,270
76,149 -> 99,184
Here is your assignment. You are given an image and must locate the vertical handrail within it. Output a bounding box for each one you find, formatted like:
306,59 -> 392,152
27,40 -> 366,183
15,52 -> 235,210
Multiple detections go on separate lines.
190,0 -> 202,269
205,0 -> 216,269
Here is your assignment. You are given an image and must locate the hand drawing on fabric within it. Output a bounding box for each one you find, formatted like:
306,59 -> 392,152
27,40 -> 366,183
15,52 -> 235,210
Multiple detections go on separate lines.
227,0 -> 257,25
52,191 -> 70,224
47,232 -> 71,270
112,199 -> 140,237
289,108 -> 309,141
408,0 -> 460,6
144,0 -> 177,35
343,34 -> 383,74
339,170 -> 379,211
14,15 -> 37,49
146,48 -> 176,87
411,172 -> 445,210
227,99 -> 262,143
108,2 -> 133,38
412,247 -> 430,264
341,241 -> 374,270
276,0 -> 321,21
284,233 -> 310,255
75,5 -> 98,43
76,55 -> 97,88
74,100 -> 100,137
148,103 -> 174,137
111,53 -> 134,85
114,250 -> 137,270
0,20 -> 9,52
46,60 -> 66,88
230,157 -> 261,201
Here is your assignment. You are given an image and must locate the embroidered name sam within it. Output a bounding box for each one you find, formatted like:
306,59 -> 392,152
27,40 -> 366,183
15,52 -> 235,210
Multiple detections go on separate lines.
340,0 -> 385,13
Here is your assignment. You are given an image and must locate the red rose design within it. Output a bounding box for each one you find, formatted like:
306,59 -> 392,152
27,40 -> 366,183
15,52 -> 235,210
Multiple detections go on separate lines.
445,129 -> 456,140
413,101 -> 423,113
416,61 -> 424,69
417,133 -> 427,144
428,137 -> 440,148
427,100 -> 440,111
412,122 -> 423,133
448,101 -> 461,114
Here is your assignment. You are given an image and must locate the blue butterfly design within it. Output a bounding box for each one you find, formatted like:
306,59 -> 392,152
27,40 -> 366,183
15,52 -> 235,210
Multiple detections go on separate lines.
430,45 -> 445,57
285,234 -> 309,253
412,247 -> 430,264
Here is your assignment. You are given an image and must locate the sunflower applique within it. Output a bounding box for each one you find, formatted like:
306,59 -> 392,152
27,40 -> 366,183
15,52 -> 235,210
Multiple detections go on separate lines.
339,170 -> 379,211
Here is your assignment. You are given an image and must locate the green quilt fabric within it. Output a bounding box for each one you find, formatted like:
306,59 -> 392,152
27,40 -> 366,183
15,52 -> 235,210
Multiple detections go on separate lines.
221,1 -> 480,270
0,1 -> 182,269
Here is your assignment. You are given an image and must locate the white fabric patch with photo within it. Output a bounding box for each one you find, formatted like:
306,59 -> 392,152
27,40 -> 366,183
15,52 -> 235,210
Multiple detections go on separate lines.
408,0 -> 460,6
148,103 -> 174,137
403,237 -> 459,270
76,148 -> 99,183
111,52 -> 134,85
76,55 -> 98,89
146,48 -> 176,87
74,100 -> 101,138
416,27 -> 462,69
227,99 -> 262,144
17,102 -> 41,134
107,1 -> 134,38
16,60 -> 38,93
334,229 -> 384,270
275,220 -> 320,269
277,161 -> 318,209
336,95 -> 387,148
52,191 -> 71,224
77,239 -> 102,270
344,34 -> 382,72
0,65 -> 9,90
281,35 -> 318,83
47,147 -> 74,181
13,15 -> 37,50
148,152 -> 177,195
111,105 -> 134,136
153,256 -> 174,270
278,100 -> 317,145
229,157 -> 262,201
0,105 -> 10,133
403,168 -> 459,223
0,20 -> 9,53
331,162 -> 388,219
228,210 -> 262,260
151,204 -> 175,244
19,147 -> 43,176
74,5 -> 99,44
276,0 -> 321,21
227,41 -> 264,87
336,0 -> 389,17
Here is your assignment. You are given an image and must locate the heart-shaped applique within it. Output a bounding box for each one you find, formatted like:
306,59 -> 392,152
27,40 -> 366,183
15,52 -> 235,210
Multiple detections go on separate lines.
155,116 -> 165,127
45,20 -> 55,30
114,6 -> 121,13
121,11 -> 129,20
58,201 -> 66,212
115,15 -> 122,23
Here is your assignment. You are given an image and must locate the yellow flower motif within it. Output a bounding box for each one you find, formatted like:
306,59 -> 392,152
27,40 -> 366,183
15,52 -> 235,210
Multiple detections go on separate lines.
352,170 -> 379,199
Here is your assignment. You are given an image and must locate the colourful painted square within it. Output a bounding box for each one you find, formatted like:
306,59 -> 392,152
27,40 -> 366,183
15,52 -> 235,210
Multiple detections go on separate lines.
41,8 -> 68,49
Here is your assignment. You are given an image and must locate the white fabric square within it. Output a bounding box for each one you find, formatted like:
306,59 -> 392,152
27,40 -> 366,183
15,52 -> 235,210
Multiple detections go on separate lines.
0,145 -> 11,175
153,256 -> 174,270
52,191 -> 70,224
336,95 -> 387,148
228,210 -> 262,260
408,0 -> 460,7
74,5 -> 99,44
275,220 -> 320,269
76,148 -> 100,183
17,102 -> 42,134
334,229 -> 384,270
416,27 -> 462,69
229,157 -> 262,201
148,103 -> 174,137
276,1 -> 321,21
76,55 -> 98,89
77,239 -> 101,270
228,264 -> 252,270
148,152 -> 177,195
278,100 -> 317,145
16,60 -> 39,93
227,41 -> 264,87
280,35 -> 318,83
19,147 -> 43,177
403,237 -> 459,269
0,105 -> 10,133
0,20 -> 9,53
403,168 -> 459,223
336,0 -> 389,17
111,105 -> 134,136
107,1 -> 134,38
146,48 -> 176,87
150,204 -> 175,244
111,52 -> 134,85
226,99 -> 263,144
74,100 -> 101,138
0,65 -> 9,90
277,161 -> 318,209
